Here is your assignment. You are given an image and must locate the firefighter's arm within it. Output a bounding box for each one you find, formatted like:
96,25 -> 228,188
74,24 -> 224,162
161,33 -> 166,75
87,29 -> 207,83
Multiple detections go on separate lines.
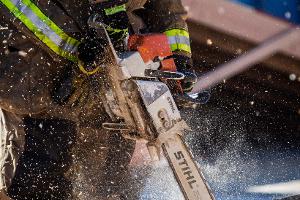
0,18 -> 55,115
143,0 -> 189,37
143,0 -> 190,53
144,0 -> 196,92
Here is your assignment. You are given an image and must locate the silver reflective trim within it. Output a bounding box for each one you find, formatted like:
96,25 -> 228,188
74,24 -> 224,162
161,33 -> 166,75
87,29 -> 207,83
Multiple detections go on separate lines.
167,35 -> 190,46
61,40 -> 78,54
11,0 -> 78,54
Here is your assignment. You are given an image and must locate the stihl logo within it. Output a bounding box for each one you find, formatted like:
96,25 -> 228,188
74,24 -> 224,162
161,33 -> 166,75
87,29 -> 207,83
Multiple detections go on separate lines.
167,97 -> 176,113
174,151 -> 197,189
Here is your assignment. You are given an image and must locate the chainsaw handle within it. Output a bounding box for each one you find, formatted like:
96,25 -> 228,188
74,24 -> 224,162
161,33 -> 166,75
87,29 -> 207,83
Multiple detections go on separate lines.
173,90 -> 211,108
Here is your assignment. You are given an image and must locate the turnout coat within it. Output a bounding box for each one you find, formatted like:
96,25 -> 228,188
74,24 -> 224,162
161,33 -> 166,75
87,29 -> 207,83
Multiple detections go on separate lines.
0,0 -> 191,196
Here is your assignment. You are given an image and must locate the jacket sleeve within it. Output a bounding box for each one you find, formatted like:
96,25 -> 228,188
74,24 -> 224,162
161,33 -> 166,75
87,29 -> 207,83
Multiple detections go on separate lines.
143,0 -> 191,57
0,15 -> 58,115
144,0 -> 188,32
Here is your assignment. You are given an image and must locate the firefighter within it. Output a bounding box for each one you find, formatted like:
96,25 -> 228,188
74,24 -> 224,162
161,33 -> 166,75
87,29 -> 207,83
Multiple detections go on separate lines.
0,0 -> 195,199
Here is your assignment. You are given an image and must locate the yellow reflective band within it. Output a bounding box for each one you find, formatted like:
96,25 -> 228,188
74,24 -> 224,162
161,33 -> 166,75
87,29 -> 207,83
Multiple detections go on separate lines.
0,0 -> 80,62
104,4 -> 126,16
78,61 -> 101,75
106,26 -> 128,34
105,24 -> 128,41
170,43 -> 191,54
164,29 -> 190,38
164,29 -> 191,53
22,0 -> 79,47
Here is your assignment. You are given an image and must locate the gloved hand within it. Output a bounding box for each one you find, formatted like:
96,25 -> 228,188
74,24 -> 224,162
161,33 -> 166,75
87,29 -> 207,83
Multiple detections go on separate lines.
51,64 -> 107,127
94,1 -> 129,50
172,54 -> 197,93
77,33 -> 108,75
52,33 -> 106,111
52,64 -> 95,106
173,54 -> 211,105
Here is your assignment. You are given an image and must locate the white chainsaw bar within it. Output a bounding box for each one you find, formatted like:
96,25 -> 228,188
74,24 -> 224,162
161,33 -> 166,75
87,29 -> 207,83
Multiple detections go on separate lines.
162,135 -> 214,200
134,80 -> 215,200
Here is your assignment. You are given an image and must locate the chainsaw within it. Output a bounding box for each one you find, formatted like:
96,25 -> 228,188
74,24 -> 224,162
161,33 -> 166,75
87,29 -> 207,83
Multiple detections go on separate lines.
88,16 -> 215,200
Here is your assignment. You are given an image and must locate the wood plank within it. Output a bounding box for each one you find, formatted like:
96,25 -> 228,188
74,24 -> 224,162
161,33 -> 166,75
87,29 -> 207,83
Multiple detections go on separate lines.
182,0 -> 300,59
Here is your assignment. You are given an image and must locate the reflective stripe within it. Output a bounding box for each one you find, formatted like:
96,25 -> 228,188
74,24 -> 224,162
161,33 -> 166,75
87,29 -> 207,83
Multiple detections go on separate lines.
105,23 -> 128,41
106,25 -> 128,34
165,29 -> 190,38
78,61 -> 101,75
1,0 -> 80,62
104,4 -> 126,16
170,43 -> 191,54
167,35 -> 190,47
164,29 -> 191,53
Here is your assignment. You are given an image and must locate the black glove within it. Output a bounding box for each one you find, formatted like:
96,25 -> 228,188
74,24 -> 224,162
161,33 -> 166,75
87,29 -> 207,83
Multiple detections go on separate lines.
93,1 -> 130,50
51,65 -> 107,127
173,54 -> 211,105
52,64 -> 94,106
77,33 -> 108,75
172,54 -> 197,93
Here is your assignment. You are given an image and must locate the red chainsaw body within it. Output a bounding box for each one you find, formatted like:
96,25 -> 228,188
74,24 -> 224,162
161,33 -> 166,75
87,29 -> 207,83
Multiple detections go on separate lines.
128,34 -> 177,72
